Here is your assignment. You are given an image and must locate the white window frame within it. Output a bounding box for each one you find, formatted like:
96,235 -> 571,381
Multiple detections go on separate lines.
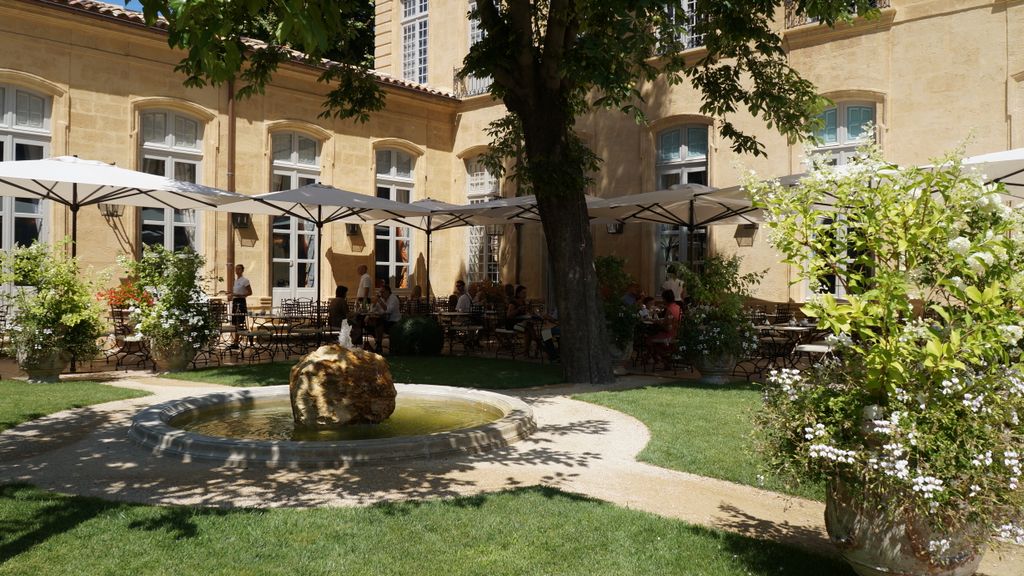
138,110 -> 204,252
654,125 -> 709,279
375,149 -> 415,290
269,132 -> 321,300
813,101 -> 876,166
465,157 -> 500,284
401,0 -> 429,84
0,85 -> 51,261
666,0 -> 702,49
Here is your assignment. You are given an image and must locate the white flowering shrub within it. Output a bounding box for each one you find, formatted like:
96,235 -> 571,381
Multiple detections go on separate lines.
0,241 -> 104,364
121,245 -> 216,352
675,255 -> 763,360
749,146 -> 1024,546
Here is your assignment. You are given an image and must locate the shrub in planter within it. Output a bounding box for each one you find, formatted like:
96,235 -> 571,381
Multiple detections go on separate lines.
388,316 -> 444,356
748,145 -> 1024,574
595,255 -> 638,354
1,241 -> 104,381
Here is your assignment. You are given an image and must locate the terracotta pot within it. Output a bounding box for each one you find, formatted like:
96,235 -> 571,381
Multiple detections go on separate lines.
825,479 -> 983,576
694,353 -> 736,384
18,348 -> 70,383
149,340 -> 196,372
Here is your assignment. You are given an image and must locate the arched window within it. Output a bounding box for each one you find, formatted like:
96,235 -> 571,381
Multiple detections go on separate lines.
138,109 -> 203,251
270,132 -> 320,302
654,124 -> 709,276
375,149 -> 414,289
465,156 -> 499,283
0,85 -> 50,253
814,102 -> 875,165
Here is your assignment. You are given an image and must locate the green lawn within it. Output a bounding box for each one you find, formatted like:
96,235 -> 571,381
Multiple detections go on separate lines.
0,483 -> 850,576
0,380 -> 150,432
576,381 -> 823,501
165,356 -> 563,389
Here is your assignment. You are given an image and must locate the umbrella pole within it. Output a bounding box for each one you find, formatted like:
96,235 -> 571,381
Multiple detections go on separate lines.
426,227 -> 432,298
70,185 -> 79,373
316,219 -> 323,344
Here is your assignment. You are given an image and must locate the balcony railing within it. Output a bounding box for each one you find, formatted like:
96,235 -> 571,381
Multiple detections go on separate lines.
453,68 -> 492,98
785,0 -> 889,29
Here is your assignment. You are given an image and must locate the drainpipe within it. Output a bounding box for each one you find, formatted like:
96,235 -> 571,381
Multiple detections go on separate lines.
226,79 -> 236,291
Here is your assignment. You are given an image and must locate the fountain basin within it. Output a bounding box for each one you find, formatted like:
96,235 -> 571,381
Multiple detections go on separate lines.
129,384 -> 536,467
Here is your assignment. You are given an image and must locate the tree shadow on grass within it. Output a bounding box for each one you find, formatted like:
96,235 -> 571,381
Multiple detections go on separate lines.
0,484 -> 122,563
657,379 -> 764,393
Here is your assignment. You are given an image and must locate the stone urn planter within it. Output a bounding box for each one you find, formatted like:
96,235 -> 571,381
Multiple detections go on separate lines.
825,479 -> 983,576
149,340 -> 196,372
18,349 -> 70,383
694,353 -> 736,384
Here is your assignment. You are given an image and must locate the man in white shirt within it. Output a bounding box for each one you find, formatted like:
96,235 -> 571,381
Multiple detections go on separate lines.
355,264 -> 372,304
454,280 -> 473,313
229,264 -> 252,348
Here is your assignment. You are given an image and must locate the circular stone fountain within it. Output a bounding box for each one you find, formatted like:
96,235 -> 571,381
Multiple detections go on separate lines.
129,384 -> 536,467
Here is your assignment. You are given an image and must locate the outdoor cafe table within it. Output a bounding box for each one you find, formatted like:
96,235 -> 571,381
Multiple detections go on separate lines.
246,310 -> 298,359
754,324 -> 817,369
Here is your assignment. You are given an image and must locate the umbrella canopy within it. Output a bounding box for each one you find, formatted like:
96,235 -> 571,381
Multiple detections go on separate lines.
0,156 -> 243,255
454,194 -> 608,225
963,148 -> 1024,200
589,184 -> 761,229
224,183 -> 432,224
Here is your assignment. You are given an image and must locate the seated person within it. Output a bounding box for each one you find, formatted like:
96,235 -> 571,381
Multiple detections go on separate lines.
328,285 -> 350,330
370,284 -> 402,354
638,296 -> 656,320
454,280 -> 473,313
648,289 -> 682,366
505,285 -> 530,328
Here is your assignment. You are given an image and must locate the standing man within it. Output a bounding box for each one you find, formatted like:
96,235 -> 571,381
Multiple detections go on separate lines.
229,263 -> 252,348
454,280 -> 473,313
355,264 -> 372,305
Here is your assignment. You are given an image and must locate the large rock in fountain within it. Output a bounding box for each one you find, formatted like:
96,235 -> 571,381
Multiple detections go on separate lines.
289,344 -> 396,430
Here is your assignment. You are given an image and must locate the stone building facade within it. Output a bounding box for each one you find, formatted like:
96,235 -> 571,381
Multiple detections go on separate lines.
2,0 -> 1023,305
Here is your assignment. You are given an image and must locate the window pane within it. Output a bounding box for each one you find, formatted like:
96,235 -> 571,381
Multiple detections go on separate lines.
15,91 -> 44,128
685,169 -> 707,186
272,216 -> 290,230
297,137 -> 317,165
13,217 -> 41,246
15,143 -> 44,161
377,186 -> 390,199
141,207 -> 165,222
298,220 -> 316,233
142,113 -> 166,145
173,209 -> 195,224
297,263 -> 315,288
376,150 -> 391,176
375,265 -> 389,285
658,130 -> 681,163
686,127 -> 707,158
272,133 -> 291,162
272,231 -> 290,258
0,88 -> 5,125
847,105 -> 873,141
395,152 -> 412,179
174,116 -> 199,148
173,162 -> 197,183
272,173 -> 291,192
172,224 -> 196,251
396,239 -> 409,263
14,199 -> 40,214
375,237 -> 392,260
396,188 -> 411,204
395,265 -> 409,289
298,235 -> 316,261
141,224 -> 165,247
298,176 -> 317,187
141,157 -> 165,176
817,109 -> 837,144
272,262 -> 291,288
659,172 -> 681,189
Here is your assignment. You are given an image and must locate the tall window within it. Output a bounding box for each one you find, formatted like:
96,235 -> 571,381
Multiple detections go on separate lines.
270,132 -> 320,293
375,149 -> 414,289
655,125 -> 709,275
814,102 -> 875,165
666,0 -> 703,49
0,85 -> 50,255
455,1 -> 492,97
402,0 -> 429,84
465,157 -> 500,283
138,110 -> 202,251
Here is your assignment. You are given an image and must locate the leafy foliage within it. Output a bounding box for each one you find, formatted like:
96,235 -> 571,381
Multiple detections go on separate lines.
388,316 -> 444,356
120,245 -> 217,352
0,242 -> 104,365
674,255 -> 762,360
748,146 -> 1024,547
595,256 -> 638,349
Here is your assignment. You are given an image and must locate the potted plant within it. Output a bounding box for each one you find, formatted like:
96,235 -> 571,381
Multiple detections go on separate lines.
0,242 -> 104,382
97,278 -> 153,311
674,255 -> 762,384
121,245 -> 217,372
748,146 -> 1024,576
595,255 -> 638,374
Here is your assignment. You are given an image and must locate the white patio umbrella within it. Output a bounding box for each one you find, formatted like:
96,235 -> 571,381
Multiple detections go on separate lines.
0,156 -> 243,256
223,183 -> 432,311
589,183 -> 762,229
454,193 -> 608,225
963,148 -> 1024,200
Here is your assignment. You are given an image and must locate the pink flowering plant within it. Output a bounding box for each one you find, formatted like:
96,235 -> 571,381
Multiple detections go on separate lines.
748,145 -> 1024,549
120,245 -> 216,352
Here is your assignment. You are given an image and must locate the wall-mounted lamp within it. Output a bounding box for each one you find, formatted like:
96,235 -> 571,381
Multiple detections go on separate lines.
98,203 -> 125,218
345,223 -> 361,236
734,223 -> 758,247
231,213 -> 252,230
606,222 -> 624,235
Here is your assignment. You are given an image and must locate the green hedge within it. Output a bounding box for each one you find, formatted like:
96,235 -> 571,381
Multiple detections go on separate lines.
388,316 -> 444,356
